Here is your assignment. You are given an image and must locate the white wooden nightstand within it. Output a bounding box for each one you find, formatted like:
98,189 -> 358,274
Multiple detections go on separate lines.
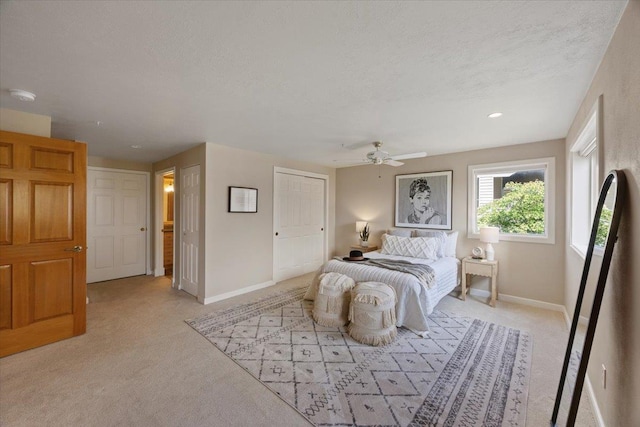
461,257 -> 499,307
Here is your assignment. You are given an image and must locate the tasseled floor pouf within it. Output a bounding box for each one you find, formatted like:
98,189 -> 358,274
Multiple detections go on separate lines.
348,282 -> 397,346
312,272 -> 356,327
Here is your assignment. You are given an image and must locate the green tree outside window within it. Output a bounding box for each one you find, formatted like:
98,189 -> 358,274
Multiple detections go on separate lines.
477,180 -> 545,235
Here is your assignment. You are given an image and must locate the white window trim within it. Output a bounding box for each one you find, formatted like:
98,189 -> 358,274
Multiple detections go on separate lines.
569,96 -> 602,259
467,157 -> 556,244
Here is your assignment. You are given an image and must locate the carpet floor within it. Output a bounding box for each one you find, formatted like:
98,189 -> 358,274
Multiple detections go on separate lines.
187,286 -> 531,426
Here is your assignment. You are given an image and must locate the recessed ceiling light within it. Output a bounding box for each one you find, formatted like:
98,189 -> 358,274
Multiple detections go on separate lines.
9,89 -> 36,102
488,112 -> 503,118
130,145 -> 143,149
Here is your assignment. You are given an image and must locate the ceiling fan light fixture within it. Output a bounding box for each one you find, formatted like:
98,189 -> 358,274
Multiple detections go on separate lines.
9,89 -> 36,102
488,112 -> 503,118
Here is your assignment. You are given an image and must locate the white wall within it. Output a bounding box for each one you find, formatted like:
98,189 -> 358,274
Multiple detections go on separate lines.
564,1 -> 640,424
154,143 -> 336,302
0,108 -> 51,137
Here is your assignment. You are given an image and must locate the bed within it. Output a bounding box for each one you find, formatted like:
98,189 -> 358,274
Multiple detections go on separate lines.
307,231 -> 460,336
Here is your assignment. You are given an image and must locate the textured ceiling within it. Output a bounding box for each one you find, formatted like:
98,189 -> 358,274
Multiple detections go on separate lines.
0,1 -> 627,167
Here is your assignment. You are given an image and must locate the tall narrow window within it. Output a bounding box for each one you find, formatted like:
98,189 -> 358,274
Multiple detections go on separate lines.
468,157 -> 556,243
570,97 -> 601,257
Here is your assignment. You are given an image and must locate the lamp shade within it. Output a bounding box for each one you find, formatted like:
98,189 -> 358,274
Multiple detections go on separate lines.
356,221 -> 367,233
479,226 -> 500,243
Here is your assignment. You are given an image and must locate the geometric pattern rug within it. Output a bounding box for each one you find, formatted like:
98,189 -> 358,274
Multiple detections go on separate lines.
186,286 -> 531,426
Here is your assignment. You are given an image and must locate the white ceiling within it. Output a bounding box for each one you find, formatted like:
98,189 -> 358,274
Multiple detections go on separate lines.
0,1 -> 627,167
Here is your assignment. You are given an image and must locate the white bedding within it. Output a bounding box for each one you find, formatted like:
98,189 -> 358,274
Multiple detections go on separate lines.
317,251 -> 460,336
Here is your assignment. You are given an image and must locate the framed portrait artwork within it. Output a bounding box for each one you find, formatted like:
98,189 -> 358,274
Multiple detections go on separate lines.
395,170 -> 452,229
228,186 -> 258,213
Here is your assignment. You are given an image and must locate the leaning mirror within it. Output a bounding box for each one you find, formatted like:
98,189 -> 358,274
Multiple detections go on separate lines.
551,170 -> 626,426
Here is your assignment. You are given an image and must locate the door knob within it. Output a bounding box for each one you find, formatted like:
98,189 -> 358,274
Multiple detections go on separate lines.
140,227 -> 146,231
275,232 -> 279,236
64,245 -> 83,253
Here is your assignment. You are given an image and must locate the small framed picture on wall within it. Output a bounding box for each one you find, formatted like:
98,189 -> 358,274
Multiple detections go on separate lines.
395,170 -> 452,229
228,186 -> 258,213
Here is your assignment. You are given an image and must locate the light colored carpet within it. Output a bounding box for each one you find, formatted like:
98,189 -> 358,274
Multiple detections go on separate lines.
187,286 -> 531,426
0,273 -> 595,426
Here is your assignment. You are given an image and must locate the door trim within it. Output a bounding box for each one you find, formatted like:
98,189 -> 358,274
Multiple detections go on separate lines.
272,167 -> 329,283
87,166 -> 151,277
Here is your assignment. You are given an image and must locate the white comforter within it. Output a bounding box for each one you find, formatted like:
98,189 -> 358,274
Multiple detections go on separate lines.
318,251 -> 459,335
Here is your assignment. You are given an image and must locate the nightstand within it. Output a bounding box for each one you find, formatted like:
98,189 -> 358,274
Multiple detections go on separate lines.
350,245 -> 378,253
461,257 -> 499,307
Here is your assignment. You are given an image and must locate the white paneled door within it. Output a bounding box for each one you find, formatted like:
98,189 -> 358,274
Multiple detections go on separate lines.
180,165 -> 200,297
274,171 -> 326,282
87,169 -> 148,283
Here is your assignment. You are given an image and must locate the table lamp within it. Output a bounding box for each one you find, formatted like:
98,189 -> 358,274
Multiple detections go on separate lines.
480,226 -> 499,261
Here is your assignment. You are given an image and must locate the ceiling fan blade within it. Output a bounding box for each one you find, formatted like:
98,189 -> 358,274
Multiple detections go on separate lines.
342,141 -> 375,150
333,159 -> 368,164
385,160 -> 404,167
390,151 -> 427,161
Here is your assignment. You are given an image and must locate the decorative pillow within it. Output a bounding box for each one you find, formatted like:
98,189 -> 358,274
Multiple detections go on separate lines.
412,230 -> 447,258
380,234 -> 439,260
387,228 -> 413,237
444,231 -> 458,258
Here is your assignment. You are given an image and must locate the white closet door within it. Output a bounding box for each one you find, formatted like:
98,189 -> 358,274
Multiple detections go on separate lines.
87,169 -> 148,283
180,165 -> 200,297
274,172 -> 325,282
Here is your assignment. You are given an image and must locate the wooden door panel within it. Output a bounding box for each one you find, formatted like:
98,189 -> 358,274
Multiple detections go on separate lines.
0,142 -> 13,168
0,265 -> 11,330
0,130 -> 86,357
31,258 -> 73,321
31,147 -> 74,172
0,179 -> 12,244
31,182 -> 73,242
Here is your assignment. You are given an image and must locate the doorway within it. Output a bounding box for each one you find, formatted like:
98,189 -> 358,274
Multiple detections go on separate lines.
154,168 -> 175,283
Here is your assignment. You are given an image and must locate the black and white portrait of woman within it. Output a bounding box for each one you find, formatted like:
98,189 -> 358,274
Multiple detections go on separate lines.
395,171 -> 452,229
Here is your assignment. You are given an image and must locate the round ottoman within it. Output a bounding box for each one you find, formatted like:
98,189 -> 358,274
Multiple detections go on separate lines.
348,282 -> 397,346
312,272 -> 356,327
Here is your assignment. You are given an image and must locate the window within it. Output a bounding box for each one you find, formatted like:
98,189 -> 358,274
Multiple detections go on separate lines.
468,157 -> 556,243
570,97 -> 601,257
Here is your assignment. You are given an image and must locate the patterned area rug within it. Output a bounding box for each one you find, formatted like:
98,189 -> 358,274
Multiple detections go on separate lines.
186,287 -> 531,426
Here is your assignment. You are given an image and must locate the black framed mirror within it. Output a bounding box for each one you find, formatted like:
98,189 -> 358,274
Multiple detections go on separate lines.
551,169 -> 627,426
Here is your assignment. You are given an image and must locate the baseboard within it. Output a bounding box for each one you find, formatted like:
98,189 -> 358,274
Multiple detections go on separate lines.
585,375 -> 606,427
203,280 -> 276,305
562,307 -> 590,328
466,288 -> 565,313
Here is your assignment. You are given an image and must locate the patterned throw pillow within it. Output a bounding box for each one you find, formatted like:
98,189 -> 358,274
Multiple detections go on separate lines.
413,230 -> 447,258
380,234 -> 439,260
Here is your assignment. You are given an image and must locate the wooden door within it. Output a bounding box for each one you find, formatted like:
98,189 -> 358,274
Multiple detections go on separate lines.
274,172 -> 325,282
86,168 -> 147,283
0,130 -> 87,357
180,165 -> 199,297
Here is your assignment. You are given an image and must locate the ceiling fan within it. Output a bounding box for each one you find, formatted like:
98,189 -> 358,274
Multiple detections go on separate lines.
336,141 -> 427,167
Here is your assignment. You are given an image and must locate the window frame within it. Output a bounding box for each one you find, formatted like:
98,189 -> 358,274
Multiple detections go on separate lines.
570,96 -> 603,258
467,157 -> 556,244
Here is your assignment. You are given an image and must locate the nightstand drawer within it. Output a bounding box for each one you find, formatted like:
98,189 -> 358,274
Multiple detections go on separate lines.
464,261 -> 494,277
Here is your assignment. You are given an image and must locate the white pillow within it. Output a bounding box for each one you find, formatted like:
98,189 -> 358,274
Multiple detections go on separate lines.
381,234 -> 439,260
413,230 -> 447,258
444,231 -> 458,257
387,228 -> 413,237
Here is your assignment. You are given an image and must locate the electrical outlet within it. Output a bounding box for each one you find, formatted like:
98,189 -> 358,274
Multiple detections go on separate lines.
602,364 -> 607,389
